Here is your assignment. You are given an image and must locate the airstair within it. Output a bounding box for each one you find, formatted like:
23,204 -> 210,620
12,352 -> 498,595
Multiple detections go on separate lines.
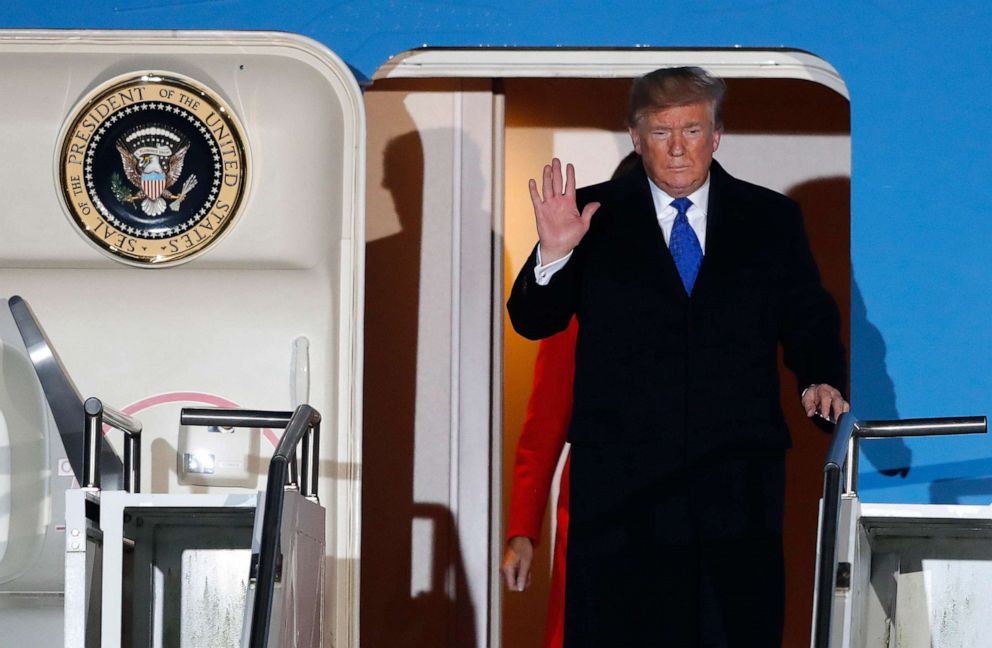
1,295 -> 324,647
812,412 -> 990,647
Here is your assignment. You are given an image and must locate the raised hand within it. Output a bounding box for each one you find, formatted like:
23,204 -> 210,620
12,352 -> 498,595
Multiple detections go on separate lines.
529,158 -> 601,263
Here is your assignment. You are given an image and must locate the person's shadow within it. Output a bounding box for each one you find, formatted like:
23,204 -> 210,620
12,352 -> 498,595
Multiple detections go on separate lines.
786,176 -> 912,481
848,217 -> 992,503
849,276 -> 913,477
362,121 -> 477,646
791,177 -> 992,502
846,218 -> 992,503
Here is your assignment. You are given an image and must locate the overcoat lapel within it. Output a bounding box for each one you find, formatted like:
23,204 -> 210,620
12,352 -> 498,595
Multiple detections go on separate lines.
690,160 -> 735,300
616,166 -> 688,301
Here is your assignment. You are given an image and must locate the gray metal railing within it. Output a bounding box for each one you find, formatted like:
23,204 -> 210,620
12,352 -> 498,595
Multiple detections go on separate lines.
180,404 -> 322,648
82,397 -> 142,492
812,413 -> 986,648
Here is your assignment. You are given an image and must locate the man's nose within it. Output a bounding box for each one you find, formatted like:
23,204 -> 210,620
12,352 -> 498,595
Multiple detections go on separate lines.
668,134 -> 685,155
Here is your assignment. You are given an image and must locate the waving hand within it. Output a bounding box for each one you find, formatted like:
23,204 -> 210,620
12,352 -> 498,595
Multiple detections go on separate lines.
529,158 -> 600,263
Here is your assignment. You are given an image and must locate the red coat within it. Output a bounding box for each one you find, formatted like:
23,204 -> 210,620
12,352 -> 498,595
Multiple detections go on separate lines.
507,317 -> 577,648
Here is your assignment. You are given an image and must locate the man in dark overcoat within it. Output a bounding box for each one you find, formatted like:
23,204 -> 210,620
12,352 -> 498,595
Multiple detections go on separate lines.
507,67 -> 849,647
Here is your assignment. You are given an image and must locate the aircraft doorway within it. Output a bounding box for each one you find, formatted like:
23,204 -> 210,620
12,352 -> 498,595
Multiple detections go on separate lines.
501,74 -> 850,648
362,50 -> 850,648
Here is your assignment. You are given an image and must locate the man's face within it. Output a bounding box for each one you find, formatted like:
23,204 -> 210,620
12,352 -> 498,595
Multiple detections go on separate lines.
629,101 -> 721,198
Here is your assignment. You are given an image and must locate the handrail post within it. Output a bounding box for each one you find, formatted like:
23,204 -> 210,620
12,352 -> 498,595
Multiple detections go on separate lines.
287,449 -> 299,489
83,398 -> 103,489
845,435 -> 859,495
124,428 -> 141,494
83,397 -> 143,493
301,419 -> 320,500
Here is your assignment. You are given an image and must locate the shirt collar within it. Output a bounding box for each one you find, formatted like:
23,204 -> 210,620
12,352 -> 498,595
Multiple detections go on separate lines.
647,173 -> 711,217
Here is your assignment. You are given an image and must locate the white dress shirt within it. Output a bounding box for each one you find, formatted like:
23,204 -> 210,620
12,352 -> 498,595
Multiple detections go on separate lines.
534,174 -> 711,285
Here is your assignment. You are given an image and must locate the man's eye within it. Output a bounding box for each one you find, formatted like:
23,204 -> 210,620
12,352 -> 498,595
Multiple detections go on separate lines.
685,128 -> 702,136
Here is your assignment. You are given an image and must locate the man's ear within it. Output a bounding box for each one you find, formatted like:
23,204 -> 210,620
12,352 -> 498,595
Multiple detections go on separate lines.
711,128 -> 721,153
629,127 -> 643,155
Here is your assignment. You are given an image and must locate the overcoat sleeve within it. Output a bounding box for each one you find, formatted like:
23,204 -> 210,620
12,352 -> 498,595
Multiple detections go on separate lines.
777,202 -> 847,397
507,244 -> 582,341
507,184 -> 600,341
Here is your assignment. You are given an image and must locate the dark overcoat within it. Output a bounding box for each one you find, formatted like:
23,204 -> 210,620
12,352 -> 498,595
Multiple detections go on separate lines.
507,160 -> 846,647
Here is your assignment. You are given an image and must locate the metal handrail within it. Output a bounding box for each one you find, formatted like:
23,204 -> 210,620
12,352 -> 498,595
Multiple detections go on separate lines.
82,397 -> 143,493
180,408 -> 304,487
180,404 -> 322,648
812,413 -> 986,648
180,408 -> 294,430
179,407 -> 320,496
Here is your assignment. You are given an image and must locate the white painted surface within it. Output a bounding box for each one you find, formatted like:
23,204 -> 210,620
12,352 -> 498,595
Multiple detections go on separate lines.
0,312 -> 66,593
374,48 -> 849,99
0,408 -> 9,565
369,80 -> 495,645
861,502 -> 992,521
829,501 -> 992,647
0,30 -> 364,646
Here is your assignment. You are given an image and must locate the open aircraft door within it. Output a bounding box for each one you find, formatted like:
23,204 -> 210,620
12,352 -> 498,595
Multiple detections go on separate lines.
362,48 -> 850,647
0,31 -> 363,646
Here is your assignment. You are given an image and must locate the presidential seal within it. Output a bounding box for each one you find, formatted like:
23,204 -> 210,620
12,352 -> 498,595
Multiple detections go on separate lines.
58,72 -> 250,266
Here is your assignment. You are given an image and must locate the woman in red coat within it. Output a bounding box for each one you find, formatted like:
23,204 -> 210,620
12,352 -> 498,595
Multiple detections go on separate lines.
501,317 -> 577,648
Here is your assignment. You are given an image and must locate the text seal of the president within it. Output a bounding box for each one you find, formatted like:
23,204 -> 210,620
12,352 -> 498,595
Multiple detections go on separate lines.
58,72 -> 250,266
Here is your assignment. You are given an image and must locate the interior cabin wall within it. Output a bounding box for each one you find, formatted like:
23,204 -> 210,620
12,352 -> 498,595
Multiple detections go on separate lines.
363,78 -> 495,648
501,76 -> 851,648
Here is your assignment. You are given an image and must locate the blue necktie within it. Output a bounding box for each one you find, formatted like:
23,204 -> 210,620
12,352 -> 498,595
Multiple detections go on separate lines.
669,197 -> 703,295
